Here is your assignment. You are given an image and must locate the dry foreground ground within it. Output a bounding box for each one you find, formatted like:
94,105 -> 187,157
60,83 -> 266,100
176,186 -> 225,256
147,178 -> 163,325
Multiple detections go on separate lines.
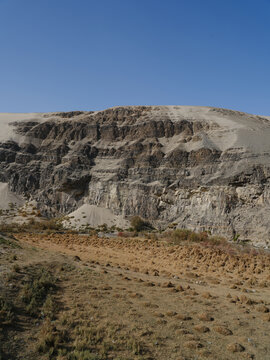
0,231 -> 270,360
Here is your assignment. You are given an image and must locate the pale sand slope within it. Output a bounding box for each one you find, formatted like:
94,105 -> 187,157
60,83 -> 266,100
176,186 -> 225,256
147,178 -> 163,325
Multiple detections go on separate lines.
0,182 -> 24,210
150,106 -> 270,154
0,113 -> 46,142
64,204 -> 129,229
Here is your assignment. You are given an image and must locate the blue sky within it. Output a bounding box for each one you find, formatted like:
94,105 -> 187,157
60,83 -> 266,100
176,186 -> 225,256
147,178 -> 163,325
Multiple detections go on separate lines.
0,0 -> 269,114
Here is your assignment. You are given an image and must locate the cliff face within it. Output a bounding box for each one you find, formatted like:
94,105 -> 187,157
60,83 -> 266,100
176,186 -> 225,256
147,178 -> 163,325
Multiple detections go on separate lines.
1,106 -> 270,245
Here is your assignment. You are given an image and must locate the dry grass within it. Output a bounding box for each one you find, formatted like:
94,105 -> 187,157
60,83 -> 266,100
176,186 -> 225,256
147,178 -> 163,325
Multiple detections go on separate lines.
0,230 -> 269,359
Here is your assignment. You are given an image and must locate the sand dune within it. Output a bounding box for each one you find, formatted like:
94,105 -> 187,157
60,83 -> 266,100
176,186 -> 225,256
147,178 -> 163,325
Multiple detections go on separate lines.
0,113 -> 45,142
64,203 -> 129,229
0,182 -> 24,210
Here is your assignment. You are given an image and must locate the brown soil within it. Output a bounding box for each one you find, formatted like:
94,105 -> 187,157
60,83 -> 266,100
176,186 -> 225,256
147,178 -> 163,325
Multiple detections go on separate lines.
1,232 -> 270,360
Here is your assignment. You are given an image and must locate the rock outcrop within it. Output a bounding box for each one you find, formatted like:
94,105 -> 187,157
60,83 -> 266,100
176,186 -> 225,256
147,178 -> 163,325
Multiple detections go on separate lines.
1,106 -> 270,245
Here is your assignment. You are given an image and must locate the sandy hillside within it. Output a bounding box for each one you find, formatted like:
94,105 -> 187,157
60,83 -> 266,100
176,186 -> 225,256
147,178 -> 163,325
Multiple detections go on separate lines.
63,204 -> 129,229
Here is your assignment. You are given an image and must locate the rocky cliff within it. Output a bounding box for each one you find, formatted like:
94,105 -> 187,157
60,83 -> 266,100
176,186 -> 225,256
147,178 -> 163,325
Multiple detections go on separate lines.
1,106 -> 270,245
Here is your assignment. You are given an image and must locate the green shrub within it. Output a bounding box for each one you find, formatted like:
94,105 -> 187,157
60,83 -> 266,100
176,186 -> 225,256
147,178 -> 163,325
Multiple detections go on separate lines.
170,229 -> 226,245
130,216 -> 153,232
171,229 -> 192,243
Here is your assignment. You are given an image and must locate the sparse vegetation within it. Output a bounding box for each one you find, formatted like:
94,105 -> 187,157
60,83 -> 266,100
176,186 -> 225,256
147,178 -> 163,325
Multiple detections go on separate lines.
0,217 -> 64,233
21,269 -> 57,317
167,228 -> 226,245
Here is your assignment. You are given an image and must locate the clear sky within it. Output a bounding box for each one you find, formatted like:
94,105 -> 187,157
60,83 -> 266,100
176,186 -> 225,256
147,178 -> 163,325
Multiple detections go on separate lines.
0,0 -> 269,114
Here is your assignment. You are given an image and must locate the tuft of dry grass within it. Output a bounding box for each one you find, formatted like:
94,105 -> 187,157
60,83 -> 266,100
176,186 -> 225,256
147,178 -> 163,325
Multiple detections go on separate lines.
194,325 -> 210,333
213,325 -> 233,336
184,340 -> 203,349
197,312 -> 214,321
227,343 -> 245,353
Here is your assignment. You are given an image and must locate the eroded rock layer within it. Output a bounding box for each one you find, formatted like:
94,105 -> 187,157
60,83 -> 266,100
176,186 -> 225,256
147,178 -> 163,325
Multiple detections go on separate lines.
1,106 -> 270,245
